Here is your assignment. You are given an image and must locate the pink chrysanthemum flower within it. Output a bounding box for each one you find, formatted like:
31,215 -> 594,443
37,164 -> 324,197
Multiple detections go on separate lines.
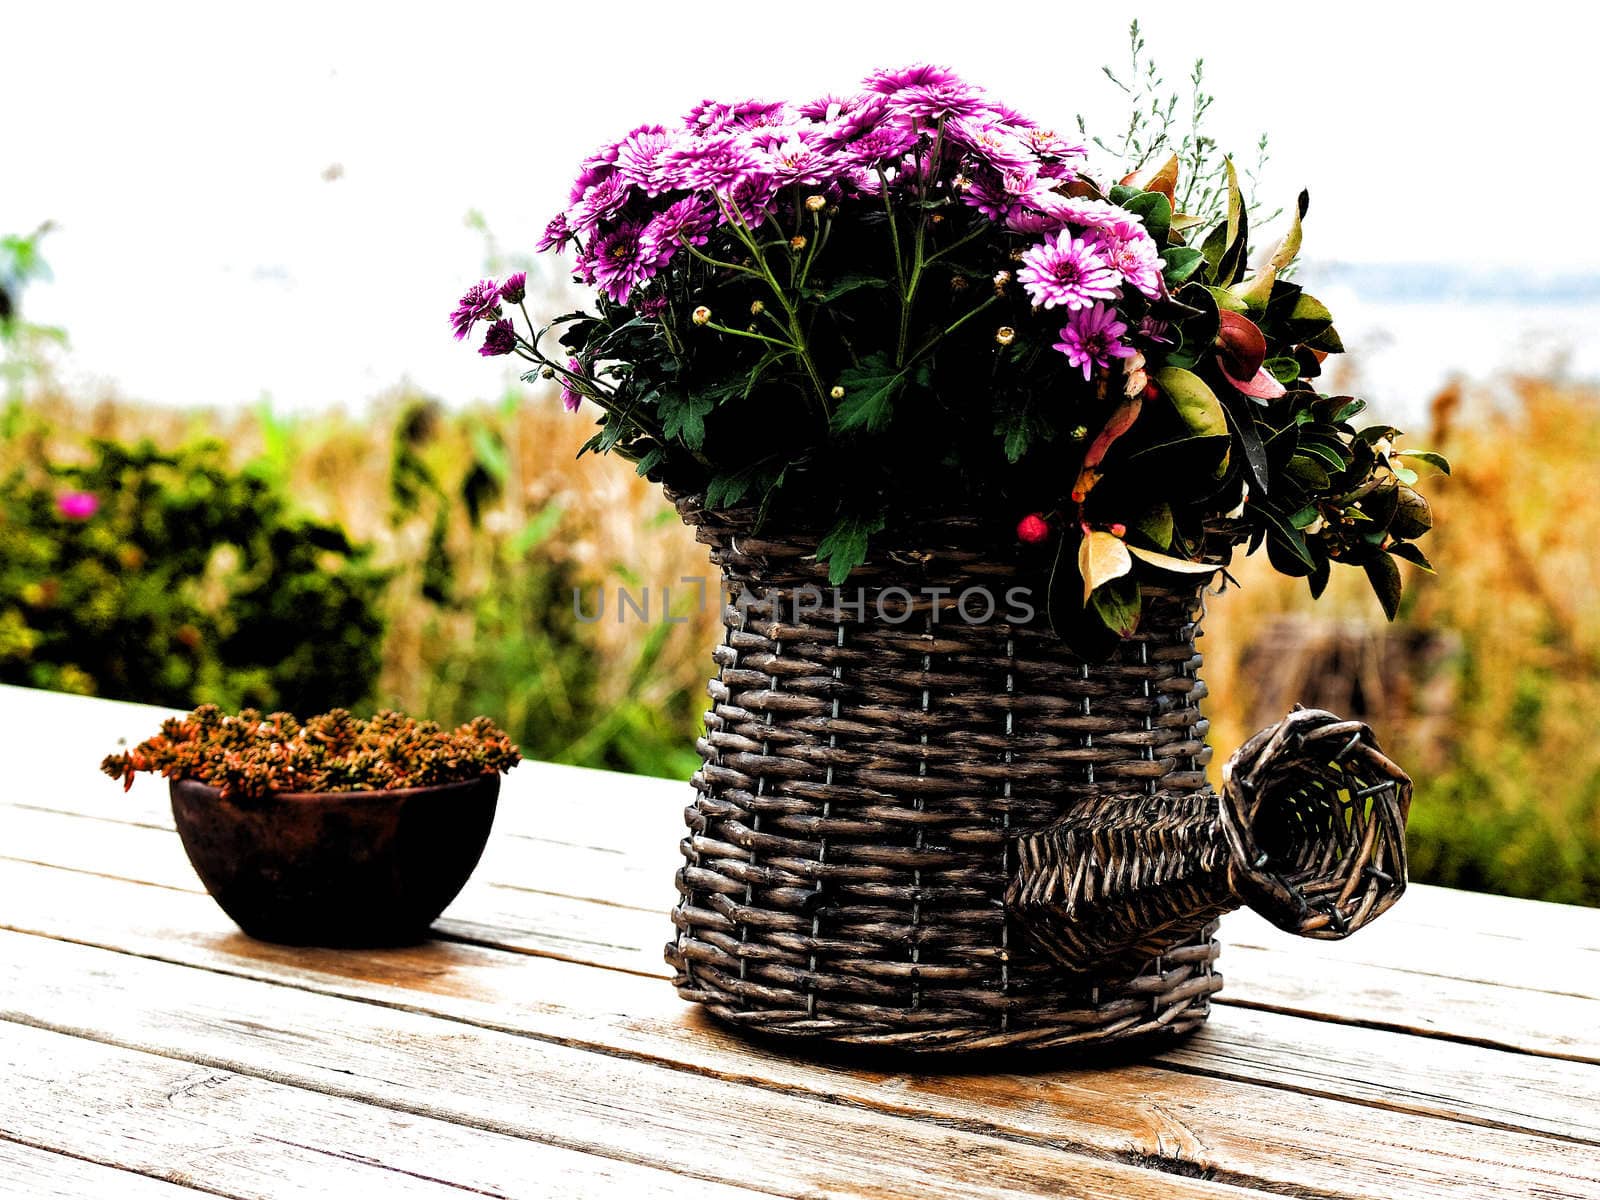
567,145 -> 620,205
537,213 -> 574,253
570,174 -> 632,235
1026,127 -> 1088,159
662,134 -> 762,191
839,124 -> 918,169
862,64 -> 963,94
1016,232 -> 1121,311
560,357 -> 586,412
641,196 -> 715,268
450,280 -> 503,340
813,94 -> 890,150
1054,303 -> 1136,381
614,124 -> 678,195
946,117 -> 1033,173
589,222 -> 657,303
889,81 -> 990,125
478,318 -> 519,358
56,491 -> 99,520
1091,221 -> 1165,300
761,133 -> 832,185
721,172 -> 779,228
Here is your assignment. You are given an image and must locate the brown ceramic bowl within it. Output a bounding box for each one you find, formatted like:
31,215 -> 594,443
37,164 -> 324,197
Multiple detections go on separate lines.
169,775 -> 500,947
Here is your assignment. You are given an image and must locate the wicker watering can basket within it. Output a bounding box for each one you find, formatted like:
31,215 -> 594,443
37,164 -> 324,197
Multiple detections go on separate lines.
666,493 -> 1412,1054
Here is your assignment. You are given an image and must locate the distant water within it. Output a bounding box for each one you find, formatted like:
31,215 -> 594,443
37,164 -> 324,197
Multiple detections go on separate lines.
1299,263 -> 1600,427
25,256 -> 1600,422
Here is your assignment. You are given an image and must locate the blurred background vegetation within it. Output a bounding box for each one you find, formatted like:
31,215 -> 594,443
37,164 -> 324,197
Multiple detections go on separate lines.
5,225 -> 1599,905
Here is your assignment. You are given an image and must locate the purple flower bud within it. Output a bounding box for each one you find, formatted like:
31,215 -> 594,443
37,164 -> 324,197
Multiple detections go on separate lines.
478,318 -> 518,358
499,272 -> 527,305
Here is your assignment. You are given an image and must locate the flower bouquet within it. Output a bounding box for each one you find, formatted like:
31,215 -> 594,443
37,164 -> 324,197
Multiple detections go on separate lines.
453,64 -> 1436,1052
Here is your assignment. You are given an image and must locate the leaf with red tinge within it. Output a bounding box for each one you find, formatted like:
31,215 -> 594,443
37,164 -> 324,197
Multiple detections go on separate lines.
1225,365 -> 1287,400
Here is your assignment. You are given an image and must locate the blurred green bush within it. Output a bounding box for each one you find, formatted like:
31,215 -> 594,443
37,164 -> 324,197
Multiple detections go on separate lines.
0,436 -> 387,712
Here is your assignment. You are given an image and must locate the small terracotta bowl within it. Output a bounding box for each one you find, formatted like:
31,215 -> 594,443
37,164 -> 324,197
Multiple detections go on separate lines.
169,775 -> 500,947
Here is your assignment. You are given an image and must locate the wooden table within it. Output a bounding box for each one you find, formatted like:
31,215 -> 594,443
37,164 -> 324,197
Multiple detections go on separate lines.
2,683 -> 1598,1199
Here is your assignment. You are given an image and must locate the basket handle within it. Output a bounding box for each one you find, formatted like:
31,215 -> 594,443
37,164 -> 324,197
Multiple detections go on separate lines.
1006,707 -> 1412,974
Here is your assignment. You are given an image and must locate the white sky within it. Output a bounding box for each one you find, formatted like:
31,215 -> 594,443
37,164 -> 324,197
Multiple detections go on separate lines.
4,1 -> 1597,411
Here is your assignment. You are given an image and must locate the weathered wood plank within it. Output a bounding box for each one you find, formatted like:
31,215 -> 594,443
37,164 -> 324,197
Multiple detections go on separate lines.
0,1138 -> 213,1199
0,1020 -> 780,1199
4,872 -> 1599,1199
0,937 -> 1272,1200
5,798 -> 1600,1064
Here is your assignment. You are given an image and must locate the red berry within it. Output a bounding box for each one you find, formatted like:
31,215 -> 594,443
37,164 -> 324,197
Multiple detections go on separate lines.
1109,523 -> 1127,538
1016,513 -> 1051,544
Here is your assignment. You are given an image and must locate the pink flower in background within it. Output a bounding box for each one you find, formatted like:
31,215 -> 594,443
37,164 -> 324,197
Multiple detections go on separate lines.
56,491 -> 99,520
1016,232 -> 1120,310
1054,303 -> 1136,381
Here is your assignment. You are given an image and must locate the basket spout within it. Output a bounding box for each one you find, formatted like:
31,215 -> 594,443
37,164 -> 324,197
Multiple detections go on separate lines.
1007,708 -> 1412,975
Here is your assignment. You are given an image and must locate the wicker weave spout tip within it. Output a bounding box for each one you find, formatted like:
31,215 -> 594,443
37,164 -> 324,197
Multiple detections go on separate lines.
1008,708 -> 1412,976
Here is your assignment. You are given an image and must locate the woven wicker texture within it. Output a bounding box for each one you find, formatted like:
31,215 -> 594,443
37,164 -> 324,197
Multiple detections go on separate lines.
665,493 -> 1223,1052
1008,709 -> 1412,975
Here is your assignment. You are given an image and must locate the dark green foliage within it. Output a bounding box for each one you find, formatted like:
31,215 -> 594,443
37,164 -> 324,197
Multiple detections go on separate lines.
0,438 -> 387,711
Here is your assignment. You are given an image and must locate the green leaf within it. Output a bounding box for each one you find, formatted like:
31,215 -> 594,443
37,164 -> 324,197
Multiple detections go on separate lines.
1264,356 -> 1301,384
815,510 -> 887,586
633,447 -> 667,477
1222,396 -> 1271,495
830,358 -> 905,435
1133,502 -> 1174,549
1365,552 -> 1403,620
1303,323 -> 1345,354
1286,454 -> 1331,490
1307,556 -> 1331,600
1231,188 -> 1307,310
1091,576 -> 1142,638
704,471 -> 752,509
1153,367 -> 1227,438
658,391 -> 715,450
1395,450 -> 1451,476
1078,530 -> 1132,603
1287,292 -> 1334,340
1204,285 -> 1249,314
1254,502 -> 1318,569
1123,190 -> 1172,247
1389,541 -> 1435,573
1128,544 -> 1223,576
815,273 -> 891,303
1161,246 -> 1206,287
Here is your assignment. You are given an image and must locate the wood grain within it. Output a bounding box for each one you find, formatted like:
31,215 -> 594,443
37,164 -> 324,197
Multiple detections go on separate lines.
0,1138 -> 215,1199
0,934 -> 1274,1200
0,1020 -> 781,1199
4,867 -> 1599,1198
